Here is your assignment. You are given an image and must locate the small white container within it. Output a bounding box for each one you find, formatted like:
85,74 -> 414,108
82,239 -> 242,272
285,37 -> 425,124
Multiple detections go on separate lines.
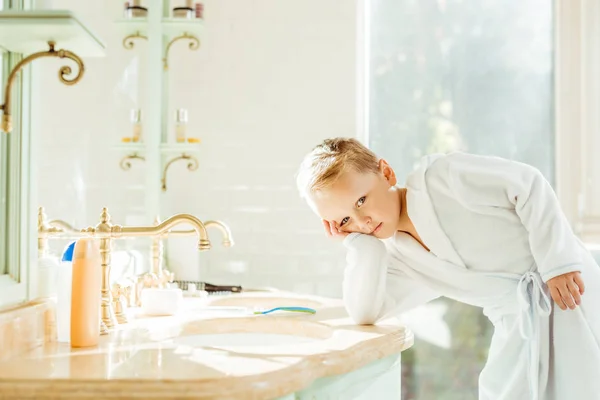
56,241 -> 76,343
141,288 -> 183,316
37,253 -> 59,298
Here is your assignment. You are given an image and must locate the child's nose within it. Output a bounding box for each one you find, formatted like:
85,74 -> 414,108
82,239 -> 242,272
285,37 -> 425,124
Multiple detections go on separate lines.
358,216 -> 372,231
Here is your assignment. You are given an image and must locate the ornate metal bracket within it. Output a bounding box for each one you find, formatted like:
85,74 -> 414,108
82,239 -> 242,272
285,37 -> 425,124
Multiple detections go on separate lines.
161,153 -> 199,191
163,32 -> 200,70
120,152 -> 146,170
122,32 -> 148,50
1,41 -> 84,133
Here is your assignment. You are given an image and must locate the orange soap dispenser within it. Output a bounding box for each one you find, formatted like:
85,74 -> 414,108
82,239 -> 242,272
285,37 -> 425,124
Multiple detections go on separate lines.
70,238 -> 102,348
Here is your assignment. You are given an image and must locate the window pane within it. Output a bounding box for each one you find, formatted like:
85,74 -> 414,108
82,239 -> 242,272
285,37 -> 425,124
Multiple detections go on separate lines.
367,1 -> 554,399
0,0 -> 7,276
0,117 -> 5,276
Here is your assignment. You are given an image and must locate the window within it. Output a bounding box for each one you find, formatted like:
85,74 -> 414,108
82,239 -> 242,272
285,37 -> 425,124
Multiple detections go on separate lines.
365,0 -> 554,398
0,97 -> 5,277
0,0 -> 7,276
0,0 -> 35,307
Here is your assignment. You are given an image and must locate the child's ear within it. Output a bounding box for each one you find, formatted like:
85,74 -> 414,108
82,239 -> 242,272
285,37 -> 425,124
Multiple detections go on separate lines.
379,159 -> 397,186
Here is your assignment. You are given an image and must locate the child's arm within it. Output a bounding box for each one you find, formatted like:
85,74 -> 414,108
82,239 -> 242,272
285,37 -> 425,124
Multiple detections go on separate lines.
342,233 -> 439,325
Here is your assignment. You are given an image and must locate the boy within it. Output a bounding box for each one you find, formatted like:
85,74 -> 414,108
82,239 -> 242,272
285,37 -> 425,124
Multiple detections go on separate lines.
296,137 -> 600,400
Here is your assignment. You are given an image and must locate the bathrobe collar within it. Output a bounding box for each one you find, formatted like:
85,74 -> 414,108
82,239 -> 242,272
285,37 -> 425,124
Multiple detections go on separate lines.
402,154 -> 467,269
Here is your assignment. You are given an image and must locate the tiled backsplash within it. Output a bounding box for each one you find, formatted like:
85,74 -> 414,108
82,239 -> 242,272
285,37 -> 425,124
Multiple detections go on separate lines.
0,300 -> 55,361
36,1 -> 356,298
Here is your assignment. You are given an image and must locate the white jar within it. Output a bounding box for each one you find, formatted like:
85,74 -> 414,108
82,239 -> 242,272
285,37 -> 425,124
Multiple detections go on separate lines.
56,241 -> 76,343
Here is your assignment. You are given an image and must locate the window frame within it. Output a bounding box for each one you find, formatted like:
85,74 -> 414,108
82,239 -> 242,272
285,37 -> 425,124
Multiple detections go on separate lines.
0,0 -> 37,308
554,0 -> 600,242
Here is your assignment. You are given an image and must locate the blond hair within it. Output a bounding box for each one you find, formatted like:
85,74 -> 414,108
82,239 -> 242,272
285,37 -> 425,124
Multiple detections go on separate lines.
296,137 -> 380,198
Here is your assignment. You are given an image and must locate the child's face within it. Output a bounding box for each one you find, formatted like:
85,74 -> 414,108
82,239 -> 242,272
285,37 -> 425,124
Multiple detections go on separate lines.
308,160 -> 401,239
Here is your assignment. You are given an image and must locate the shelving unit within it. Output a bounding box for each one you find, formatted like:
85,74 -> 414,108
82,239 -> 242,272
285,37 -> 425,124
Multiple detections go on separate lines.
113,0 -> 205,211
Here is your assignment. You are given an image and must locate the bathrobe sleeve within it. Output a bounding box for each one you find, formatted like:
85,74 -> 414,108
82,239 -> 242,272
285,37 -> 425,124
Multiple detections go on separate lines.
438,152 -> 583,282
341,233 -> 440,325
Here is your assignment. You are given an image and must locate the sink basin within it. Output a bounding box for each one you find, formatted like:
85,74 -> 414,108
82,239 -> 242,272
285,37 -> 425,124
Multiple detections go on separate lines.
207,295 -> 323,309
161,317 -> 333,349
173,332 -> 321,347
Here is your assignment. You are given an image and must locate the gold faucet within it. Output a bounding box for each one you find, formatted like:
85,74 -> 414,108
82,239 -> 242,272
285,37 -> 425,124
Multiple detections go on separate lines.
37,207 -> 84,256
37,207 -> 64,257
81,208 -> 211,330
144,218 -> 234,290
39,207 -> 213,334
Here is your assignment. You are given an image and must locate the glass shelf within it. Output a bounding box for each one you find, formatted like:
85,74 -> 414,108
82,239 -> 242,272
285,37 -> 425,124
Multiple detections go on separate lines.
114,142 -> 201,153
0,10 -> 105,57
115,17 -> 204,38
160,142 -> 202,153
162,18 -> 204,37
113,142 -> 145,152
114,17 -> 148,36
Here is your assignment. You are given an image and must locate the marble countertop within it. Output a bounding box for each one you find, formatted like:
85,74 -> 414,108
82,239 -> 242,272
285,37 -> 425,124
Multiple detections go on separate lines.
0,292 -> 413,399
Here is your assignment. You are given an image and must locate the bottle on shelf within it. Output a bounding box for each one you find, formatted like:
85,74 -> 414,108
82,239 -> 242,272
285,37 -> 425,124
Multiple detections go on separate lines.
131,109 -> 143,143
173,1 -> 194,18
195,2 -> 204,19
175,108 -> 188,143
124,0 -> 148,18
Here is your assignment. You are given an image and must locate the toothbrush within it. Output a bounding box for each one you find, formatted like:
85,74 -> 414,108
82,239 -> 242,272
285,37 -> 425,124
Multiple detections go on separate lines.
253,306 -> 316,315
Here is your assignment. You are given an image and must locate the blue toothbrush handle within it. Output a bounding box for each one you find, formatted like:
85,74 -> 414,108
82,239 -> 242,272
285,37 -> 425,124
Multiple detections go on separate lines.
255,306 -> 316,315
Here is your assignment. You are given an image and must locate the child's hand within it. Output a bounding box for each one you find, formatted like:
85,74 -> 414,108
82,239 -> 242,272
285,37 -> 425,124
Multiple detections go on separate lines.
547,271 -> 585,310
322,220 -> 349,240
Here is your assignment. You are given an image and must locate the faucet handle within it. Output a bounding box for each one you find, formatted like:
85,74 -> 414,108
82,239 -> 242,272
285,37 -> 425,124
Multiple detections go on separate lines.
143,272 -> 160,289
111,283 -> 128,324
158,269 -> 175,288
111,283 -> 122,299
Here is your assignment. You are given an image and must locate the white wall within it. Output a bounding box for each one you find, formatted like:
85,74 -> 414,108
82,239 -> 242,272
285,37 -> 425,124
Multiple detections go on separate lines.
35,0 -> 356,297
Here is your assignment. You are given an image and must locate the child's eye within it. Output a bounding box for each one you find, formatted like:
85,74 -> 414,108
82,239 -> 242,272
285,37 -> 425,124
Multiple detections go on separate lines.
340,217 -> 350,226
357,196 -> 366,207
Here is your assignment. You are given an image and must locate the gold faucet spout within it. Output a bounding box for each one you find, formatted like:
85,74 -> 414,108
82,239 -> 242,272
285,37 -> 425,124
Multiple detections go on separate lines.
161,220 -> 233,247
118,213 -> 211,251
204,221 -> 234,247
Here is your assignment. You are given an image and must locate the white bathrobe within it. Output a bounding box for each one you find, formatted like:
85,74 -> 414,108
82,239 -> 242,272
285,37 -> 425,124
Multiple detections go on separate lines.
342,152 -> 600,400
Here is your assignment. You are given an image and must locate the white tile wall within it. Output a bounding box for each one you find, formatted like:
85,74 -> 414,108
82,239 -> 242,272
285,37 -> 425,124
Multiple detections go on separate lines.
35,0 -> 356,298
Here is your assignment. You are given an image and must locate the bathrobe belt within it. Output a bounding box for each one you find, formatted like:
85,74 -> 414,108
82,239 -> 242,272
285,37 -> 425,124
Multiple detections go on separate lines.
516,271 -> 552,400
